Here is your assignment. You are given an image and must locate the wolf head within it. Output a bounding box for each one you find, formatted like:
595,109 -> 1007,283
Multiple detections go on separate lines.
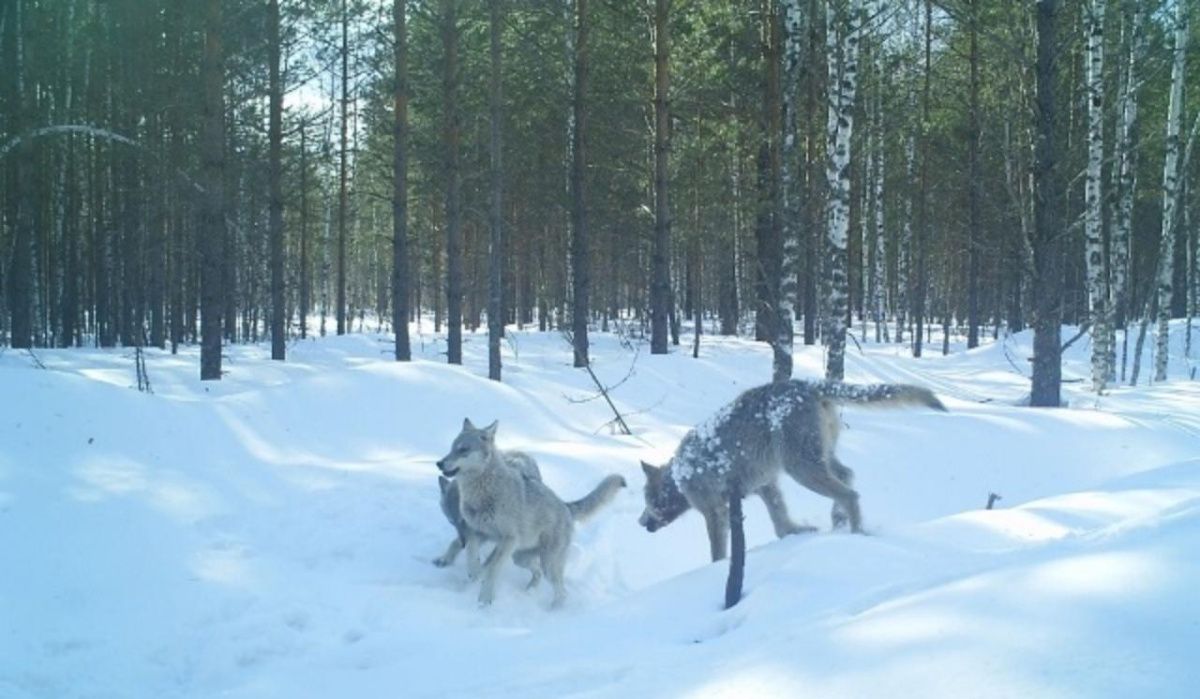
436,418 -> 498,477
638,461 -> 690,533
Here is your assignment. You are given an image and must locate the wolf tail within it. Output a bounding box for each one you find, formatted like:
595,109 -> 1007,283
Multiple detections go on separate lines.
811,381 -> 947,411
567,474 -> 627,522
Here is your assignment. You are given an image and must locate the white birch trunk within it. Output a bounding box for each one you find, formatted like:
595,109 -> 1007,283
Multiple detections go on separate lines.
871,24 -> 886,344
1110,3 -> 1143,383
1154,2 -> 1188,382
1083,0 -> 1108,392
823,0 -> 863,381
775,0 -> 804,382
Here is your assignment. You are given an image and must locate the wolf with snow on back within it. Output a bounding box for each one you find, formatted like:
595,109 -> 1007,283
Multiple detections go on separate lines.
638,380 -> 945,561
436,419 -> 626,607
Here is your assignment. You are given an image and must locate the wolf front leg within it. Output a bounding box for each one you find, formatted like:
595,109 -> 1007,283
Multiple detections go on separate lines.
478,536 -> 517,606
433,535 -> 464,567
701,504 -> 730,561
465,533 -> 483,580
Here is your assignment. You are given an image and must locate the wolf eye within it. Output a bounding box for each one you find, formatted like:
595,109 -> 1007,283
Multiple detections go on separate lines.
457,447 -> 467,455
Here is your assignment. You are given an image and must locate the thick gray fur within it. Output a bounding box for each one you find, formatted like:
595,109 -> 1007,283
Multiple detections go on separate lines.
434,449 -> 541,571
638,380 -> 945,561
437,418 -> 627,607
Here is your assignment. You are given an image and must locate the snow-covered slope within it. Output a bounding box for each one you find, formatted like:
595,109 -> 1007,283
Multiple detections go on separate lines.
2,324 -> 1198,698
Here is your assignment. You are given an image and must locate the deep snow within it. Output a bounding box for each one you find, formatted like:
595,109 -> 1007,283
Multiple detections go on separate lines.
1,321 -> 1198,698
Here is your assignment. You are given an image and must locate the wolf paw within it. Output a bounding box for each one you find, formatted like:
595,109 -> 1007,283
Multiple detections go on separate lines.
478,589 -> 495,607
525,573 -> 542,591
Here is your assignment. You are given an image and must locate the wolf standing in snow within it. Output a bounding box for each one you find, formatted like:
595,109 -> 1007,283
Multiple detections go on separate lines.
437,419 -> 626,607
638,380 -> 945,561
434,447 -> 541,575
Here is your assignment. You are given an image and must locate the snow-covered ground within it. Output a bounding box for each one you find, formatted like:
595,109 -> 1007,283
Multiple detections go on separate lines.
2,322 -> 1199,698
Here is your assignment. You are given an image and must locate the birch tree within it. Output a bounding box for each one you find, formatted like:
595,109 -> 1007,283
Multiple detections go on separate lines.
1109,1 -> 1144,383
1154,0 -> 1188,383
823,0 -> 863,381
776,0 -> 804,382
1083,0 -> 1107,391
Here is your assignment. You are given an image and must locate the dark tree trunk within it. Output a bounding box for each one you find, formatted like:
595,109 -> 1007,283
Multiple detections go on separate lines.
300,121 -> 310,340
571,0 -> 590,367
650,0 -> 671,355
393,0 -> 411,360
268,0 -> 285,361
1030,0 -> 1064,406
200,0 -> 225,380
966,0 -> 981,349
336,0 -> 350,336
443,0 -> 463,365
488,0 -> 503,380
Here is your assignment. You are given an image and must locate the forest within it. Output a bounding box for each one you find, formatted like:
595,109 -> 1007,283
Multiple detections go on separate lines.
1,0 -> 1198,401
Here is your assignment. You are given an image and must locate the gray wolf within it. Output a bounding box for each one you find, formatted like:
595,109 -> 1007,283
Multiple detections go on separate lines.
436,419 -> 626,607
434,448 -> 541,576
638,380 -> 945,561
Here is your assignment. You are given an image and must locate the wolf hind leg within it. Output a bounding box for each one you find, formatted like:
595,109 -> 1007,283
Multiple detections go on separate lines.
828,459 -> 856,530
796,461 -> 862,533
756,481 -> 816,538
513,548 -> 543,590
701,504 -> 730,561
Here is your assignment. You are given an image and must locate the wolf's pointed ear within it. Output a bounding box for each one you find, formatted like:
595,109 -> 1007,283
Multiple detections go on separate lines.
438,476 -> 450,492
641,461 -> 660,480
463,417 -> 475,431
482,420 -> 498,440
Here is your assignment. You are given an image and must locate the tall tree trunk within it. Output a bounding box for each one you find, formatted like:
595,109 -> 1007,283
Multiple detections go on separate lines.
1110,3 -> 1143,382
823,0 -> 862,381
268,0 -> 285,361
571,0 -> 590,366
913,0 -> 931,359
755,1 -> 781,346
1030,0 -> 1064,406
802,0 -> 821,346
870,15 -> 886,345
1084,0 -> 1107,390
393,0 -> 410,360
336,0 -> 350,336
1154,0 -> 1188,382
775,0 -> 803,382
300,120 -> 311,340
6,0 -> 33,349
966,0 -> 982,349
443,0 -> 463,364
488,0 -> 503,379
200,0 -> 225,380
650,0 -> 671,356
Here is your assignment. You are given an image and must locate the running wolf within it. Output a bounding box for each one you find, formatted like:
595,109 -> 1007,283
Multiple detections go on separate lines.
434,446 -> 541,574
436,419 -> 626,607
638,380 -> 945,561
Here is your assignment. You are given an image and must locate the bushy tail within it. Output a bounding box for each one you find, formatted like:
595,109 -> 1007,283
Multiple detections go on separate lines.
567,474 -> 626,522
810,381 -> 947,412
